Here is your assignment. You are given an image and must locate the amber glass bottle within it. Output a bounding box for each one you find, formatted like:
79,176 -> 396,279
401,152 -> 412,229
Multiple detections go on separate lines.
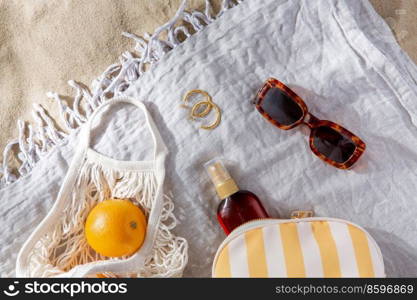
205,159 -> 269,235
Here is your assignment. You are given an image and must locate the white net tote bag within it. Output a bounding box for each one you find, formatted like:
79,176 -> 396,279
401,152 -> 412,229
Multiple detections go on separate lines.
15,97 -> 188,277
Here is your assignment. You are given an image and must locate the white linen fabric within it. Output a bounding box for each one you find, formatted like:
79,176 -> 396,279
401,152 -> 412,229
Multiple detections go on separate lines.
1,0 -> 417,277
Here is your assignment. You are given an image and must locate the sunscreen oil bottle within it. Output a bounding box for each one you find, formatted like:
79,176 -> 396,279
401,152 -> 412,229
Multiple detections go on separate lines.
205,158 -> 269,235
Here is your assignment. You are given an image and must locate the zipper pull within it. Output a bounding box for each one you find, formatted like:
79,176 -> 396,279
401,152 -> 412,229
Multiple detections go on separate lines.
290,210 -> 314,219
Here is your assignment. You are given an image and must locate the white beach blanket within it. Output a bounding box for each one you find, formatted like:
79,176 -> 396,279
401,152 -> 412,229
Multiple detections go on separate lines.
1,0 -> 417,277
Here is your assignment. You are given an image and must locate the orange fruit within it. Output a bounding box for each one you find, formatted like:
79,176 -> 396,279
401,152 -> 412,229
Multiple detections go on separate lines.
85,199 -> 147,257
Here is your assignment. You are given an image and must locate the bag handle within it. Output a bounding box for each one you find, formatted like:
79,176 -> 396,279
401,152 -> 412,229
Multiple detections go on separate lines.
81,97 -> 168,165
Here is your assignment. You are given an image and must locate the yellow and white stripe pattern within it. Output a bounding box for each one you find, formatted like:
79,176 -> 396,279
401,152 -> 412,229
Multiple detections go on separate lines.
213,220 -> 385,278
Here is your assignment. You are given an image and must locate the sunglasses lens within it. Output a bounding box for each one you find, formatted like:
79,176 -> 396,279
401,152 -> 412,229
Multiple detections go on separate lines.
260,88 -> 304,126
312,126 -> 357,163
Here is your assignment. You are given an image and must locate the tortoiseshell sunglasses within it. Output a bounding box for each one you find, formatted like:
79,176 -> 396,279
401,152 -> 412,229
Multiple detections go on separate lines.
255,78 -> 366,169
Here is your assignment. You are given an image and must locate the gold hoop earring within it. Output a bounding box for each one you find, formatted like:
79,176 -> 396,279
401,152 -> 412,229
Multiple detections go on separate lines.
183,89 -> 212,105
181,89 -> 221,130
200,103 -> 221,130
190,100 -> 213,119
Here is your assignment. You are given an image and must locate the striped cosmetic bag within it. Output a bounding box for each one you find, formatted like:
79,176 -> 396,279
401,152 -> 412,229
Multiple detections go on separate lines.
212,218 -> 385,278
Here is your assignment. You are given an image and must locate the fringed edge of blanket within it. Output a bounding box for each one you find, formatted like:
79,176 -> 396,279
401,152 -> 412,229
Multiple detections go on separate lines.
0,0 -> 243,188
